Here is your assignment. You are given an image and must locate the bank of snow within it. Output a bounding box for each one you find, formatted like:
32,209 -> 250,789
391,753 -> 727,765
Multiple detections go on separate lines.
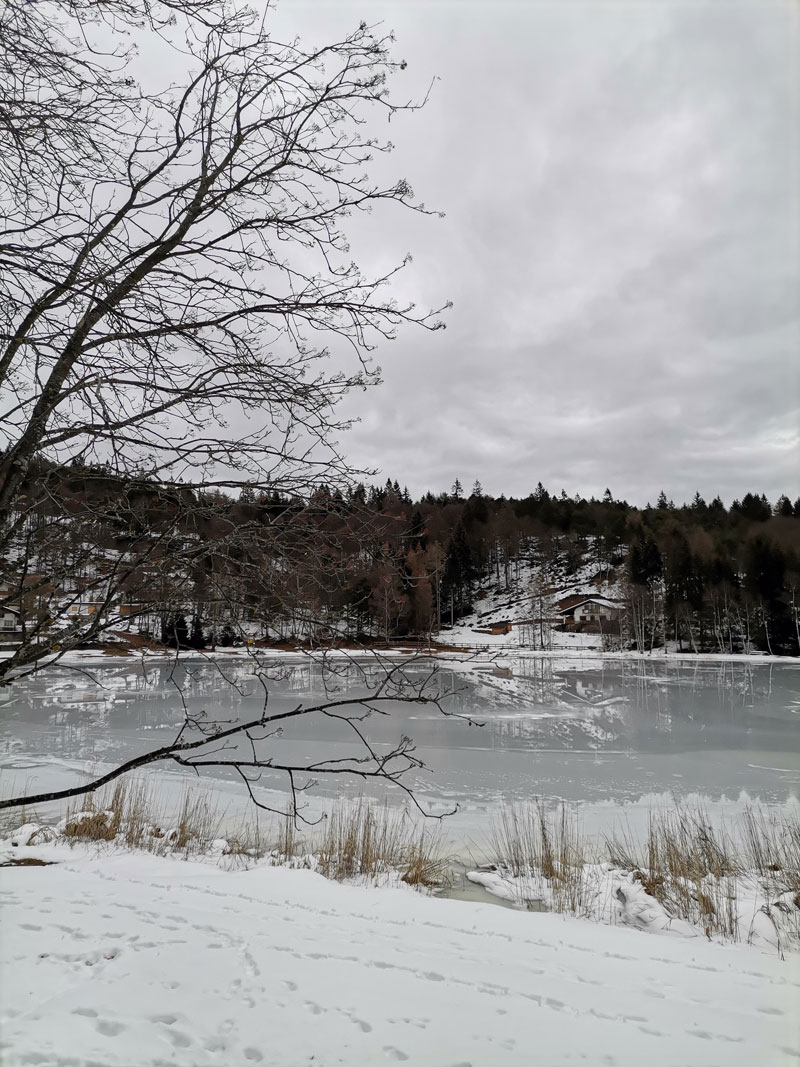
2,844 -> 799,1066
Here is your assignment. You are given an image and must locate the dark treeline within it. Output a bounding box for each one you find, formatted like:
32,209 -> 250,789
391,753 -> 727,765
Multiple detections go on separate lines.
294,477 -> 800,655
3,458 -> 800,658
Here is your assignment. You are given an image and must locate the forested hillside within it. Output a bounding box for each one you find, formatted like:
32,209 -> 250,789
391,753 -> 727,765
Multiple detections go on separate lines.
2,461 -> 799,658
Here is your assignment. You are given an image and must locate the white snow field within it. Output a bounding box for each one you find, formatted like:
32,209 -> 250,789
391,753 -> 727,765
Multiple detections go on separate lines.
2,847 -> 799,1067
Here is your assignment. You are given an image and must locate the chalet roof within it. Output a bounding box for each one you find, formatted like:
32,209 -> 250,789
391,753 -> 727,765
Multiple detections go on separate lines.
555,595 -> 622,614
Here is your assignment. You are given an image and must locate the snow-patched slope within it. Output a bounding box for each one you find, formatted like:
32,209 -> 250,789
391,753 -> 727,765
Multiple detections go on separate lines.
2,850 -> 798,1066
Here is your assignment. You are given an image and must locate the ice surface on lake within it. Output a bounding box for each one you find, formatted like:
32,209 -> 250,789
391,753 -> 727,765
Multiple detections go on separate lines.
2,655 -> 798,853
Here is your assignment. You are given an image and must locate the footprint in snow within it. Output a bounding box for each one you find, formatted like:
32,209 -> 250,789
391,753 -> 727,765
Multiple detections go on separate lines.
96,1019 -> 126,1037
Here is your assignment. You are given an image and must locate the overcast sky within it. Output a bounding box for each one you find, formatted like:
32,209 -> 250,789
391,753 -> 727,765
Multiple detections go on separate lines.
273,0 -> 798,507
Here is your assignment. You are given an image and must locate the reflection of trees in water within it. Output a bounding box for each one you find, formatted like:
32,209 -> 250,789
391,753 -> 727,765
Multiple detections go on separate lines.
1,659 -> 797,763
460,659 -> 797,753
616,661 -> 791,725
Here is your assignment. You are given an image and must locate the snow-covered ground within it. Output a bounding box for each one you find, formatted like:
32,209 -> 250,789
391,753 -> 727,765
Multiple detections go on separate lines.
2,840 -> 798,1067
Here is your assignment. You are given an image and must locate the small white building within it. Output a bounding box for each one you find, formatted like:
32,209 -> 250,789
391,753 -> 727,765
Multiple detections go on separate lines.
556,596 -> 622,626
0,604 -> 22,636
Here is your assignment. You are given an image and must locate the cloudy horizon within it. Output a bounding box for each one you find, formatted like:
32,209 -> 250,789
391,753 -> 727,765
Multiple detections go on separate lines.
273,0 -> 799,508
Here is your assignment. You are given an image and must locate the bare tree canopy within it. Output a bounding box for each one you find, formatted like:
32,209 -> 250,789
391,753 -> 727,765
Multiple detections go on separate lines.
0,652 -> 472,820
0,0 -> 449,685
0,0 -> 447,508
0,1 -> 456,823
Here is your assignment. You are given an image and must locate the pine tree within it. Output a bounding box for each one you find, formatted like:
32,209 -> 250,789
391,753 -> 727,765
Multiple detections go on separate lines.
410,511 -> 427,548
775,495 -> 793,517
189,615 -> 205,650
161,613 -> 189,649
630,530 -> 662,586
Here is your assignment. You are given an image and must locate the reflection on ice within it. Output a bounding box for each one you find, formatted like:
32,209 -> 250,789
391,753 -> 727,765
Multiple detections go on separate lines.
1,655 -> 798,853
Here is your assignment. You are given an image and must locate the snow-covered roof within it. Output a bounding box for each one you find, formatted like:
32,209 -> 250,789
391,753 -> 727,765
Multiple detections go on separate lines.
555,595 -> 622,614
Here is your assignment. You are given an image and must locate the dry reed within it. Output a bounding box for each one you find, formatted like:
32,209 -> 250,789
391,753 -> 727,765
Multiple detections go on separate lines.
14,780 -> 446,889
490,800 -> 799,946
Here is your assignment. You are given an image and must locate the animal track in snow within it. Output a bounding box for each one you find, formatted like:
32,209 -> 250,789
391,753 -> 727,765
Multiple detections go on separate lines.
96,1019 -> 126,1036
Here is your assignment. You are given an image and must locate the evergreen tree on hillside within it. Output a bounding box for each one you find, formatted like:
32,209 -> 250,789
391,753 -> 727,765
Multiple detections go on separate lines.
629,529 -> 663,586
189,615 -> 205,650
733,493 -> 772,522
745,537 -> 786,603
775,495 -> 793,518
441,521 -> 476,622
409,510 -> 427,549
161,613 -> 189,649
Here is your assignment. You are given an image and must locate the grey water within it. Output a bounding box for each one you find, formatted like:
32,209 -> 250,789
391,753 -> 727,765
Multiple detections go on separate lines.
2,656 -> 799,846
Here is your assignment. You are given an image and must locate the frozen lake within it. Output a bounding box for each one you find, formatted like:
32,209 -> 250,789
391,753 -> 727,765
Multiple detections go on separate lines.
2,654 -> 799,855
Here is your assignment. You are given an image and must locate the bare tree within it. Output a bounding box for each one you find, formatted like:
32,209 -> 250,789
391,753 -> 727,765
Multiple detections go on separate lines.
0,0 -> 448,675
0,653 -> 477,819
0,1 -> 456,816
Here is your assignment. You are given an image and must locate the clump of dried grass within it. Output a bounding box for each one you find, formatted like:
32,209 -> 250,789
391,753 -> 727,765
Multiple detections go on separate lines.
58,778 -> 233,859
740,806 -> 800,894
489,800 -> 799,947
489,800 -> 589,914
639,807 -> 740,939
314,800 -> 448,889
607,804 -> 799,943
401,830 -> 451,889
31,781 -> 444,886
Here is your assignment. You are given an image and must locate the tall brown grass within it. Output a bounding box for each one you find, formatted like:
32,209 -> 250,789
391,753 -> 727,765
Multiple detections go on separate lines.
60,778 -> 233,859
20,781 -> 447,889
314,800 -> 449,889
490,800 -> 800,946
489,800 -> 590,914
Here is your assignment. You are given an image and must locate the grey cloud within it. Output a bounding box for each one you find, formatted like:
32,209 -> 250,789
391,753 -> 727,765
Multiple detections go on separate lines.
281,1 -> 799,506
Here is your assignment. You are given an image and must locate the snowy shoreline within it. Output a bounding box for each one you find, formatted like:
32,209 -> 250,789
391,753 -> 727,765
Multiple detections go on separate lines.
2,835 -> 799,1067
3,644 -> 800,671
